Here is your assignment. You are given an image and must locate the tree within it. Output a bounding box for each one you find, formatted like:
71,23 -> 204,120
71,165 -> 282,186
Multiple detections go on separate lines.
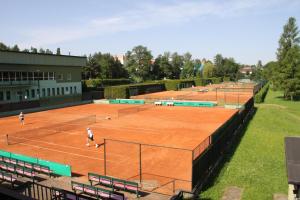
170,52 -> 183,79
10,45 -> 20,51
0,42 -> 9,50
22,49 -> 30,52
125,45 -> 153,82
275,17 -> 300,99
180,52 -> 194,78
39,48 -> 46,54
214,54 -> 224,77
159,52 -> 173,79
30,47 -> 38,53
45,49 -> 53,54
202,61 -> 215,78
56,48 -> 61,55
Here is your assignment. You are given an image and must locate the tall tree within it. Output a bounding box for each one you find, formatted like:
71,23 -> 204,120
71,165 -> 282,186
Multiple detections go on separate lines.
10,45 -> 20,51
214,54 -> 224,77
125,45 -> 153,82
0,42 -> 9,50
30,47 -> 38,53
202,61 -> 215,78
170,52 -> 183,79
56,48 -> 61,55
159,52 -> 173,79
275,17 -> 300,100
180,52 -> 194,78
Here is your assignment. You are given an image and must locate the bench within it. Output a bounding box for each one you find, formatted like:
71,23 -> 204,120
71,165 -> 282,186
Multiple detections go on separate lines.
71,181 -> 125,200
52,187 -> 97,200
154,101 -> 162,106
166,102 -> 174,106
0,161 -> 35,182
0,170 -> 17,188
0,156 -> 52,177
88,172 -> 139,197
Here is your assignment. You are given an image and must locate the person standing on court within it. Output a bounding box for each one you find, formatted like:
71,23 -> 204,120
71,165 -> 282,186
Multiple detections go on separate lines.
19,112 -> 25,125
86,127 -> 99,148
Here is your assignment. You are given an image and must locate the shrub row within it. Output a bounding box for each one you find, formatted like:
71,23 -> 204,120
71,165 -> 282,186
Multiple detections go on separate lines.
84,79 -> 131,88
254,83 -> 269,103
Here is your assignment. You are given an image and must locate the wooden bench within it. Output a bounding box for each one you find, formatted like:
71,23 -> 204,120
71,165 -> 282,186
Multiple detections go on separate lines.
0,170 -> 17,188
88,172 -> 139,197
0,161 -> 35,182
71,181 -> 125,200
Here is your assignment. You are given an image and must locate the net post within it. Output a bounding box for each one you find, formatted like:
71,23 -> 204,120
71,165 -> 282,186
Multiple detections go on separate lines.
104,139 -> 106,176
139,143 -> 142,185
173,180 -> 175,194
6,134 -> 8,145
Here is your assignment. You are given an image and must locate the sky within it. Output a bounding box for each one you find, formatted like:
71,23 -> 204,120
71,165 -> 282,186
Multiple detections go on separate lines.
1,0 -> 300,65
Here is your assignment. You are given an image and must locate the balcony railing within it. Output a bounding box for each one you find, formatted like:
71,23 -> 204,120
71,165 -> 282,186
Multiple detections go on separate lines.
0,80 -> 39,86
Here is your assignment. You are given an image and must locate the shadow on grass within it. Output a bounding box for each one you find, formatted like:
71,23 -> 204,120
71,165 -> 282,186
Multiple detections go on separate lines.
199,108 -> 258,198
275,95 -> 300,101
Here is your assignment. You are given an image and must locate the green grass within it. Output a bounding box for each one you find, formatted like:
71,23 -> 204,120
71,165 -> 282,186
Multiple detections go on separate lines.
200,90 -> 300,200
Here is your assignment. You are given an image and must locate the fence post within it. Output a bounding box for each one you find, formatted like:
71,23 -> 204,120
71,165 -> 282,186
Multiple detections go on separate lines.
104,139 -> 106,175
6,134 -> 8,145
139,143 -> 142,184
215,88 -> 217,101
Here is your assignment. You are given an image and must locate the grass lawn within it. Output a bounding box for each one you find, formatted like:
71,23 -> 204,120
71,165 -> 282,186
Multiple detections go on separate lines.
200,90 -> 300,200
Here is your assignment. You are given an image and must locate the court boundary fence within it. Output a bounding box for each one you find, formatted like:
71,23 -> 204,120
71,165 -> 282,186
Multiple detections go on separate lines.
102,138 -> 193,195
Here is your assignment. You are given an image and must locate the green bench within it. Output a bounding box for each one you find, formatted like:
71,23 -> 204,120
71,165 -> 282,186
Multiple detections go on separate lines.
0,156 -> 52,177
0,169 -> 17,188
88,172 -> 139,197
71,181 -> 125,200
0,161 -> 36,182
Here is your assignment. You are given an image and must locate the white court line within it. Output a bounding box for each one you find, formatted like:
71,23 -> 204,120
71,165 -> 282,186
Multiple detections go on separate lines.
16,142 -> 118,163
8,136 -> 100,153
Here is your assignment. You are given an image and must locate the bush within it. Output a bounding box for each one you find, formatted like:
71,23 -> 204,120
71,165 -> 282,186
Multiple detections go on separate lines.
254,83 -> 269,103
84,79 -> 131,89
223,77 -> 231,82
163,79 -> 195,90
104,86 -> 129,99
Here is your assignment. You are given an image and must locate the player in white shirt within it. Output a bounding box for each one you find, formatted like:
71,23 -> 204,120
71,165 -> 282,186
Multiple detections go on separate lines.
86,128 -> 99,148
19,112 -> 25,125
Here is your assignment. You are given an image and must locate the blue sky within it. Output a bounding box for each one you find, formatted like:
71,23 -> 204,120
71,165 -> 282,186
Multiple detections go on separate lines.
1,0 -> 300,65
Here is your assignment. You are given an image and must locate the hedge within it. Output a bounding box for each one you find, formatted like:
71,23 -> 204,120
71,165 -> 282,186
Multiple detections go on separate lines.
254,83 -> 269,103
84,79 -> 131,88
104,85 -> 129,99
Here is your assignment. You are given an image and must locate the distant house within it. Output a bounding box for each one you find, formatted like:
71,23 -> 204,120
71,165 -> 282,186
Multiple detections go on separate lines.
114,54 -> 126,65
239,65 -> 253,75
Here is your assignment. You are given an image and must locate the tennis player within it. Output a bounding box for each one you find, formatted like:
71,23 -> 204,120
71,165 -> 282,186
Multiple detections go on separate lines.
86,128 -> 99,148
19,112 -> 25,125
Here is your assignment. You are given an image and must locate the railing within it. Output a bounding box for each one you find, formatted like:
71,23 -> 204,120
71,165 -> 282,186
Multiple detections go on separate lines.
0,80 -> 39,86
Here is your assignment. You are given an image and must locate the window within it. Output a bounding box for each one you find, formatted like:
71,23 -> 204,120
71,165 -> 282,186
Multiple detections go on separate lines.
58,74 -> 63,81
28,72 -> 33,80
70,87 -> 73,94
6,91 -> 11,100
16,72 -> 21,81
25,90 -> 29,99
38,72 -> 43,80
52,88 -> 55,96
65,87 -> 69,92
42,88 -> 46,97
31,89 -> 35,98
3,72 -> 9,81
0,72 -> 3,81
47,88 -> 50,96
44,72 -> 49,80
61,87 -> 65,95
37,88 -> 40,97
0,91 -> 3,101
9,72 -> 15,81
67,73 -> 72,81
33,72 -> 38,80
57,88 -> 60,95
22,72 -> 28,81
74,86 -> 77,94
49,72 -> 55,80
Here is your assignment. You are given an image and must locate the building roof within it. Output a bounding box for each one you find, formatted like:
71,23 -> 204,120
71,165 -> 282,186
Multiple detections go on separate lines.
0,50 -> 86,67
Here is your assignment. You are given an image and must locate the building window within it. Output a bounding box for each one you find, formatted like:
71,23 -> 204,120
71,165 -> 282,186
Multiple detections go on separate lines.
49,72 -> 55,80
52,88 -> 55,96
74,86 -> 77,94
65,87 -> 69,92
37,89 -> 40,97
42,88 -> 46,97
25,90 -> 29,99
0,72 -> 3,81
58,74 -> 63,81
28,72 -> 33,80
0,91 -> 3,101
31,89 -> 35,98
61,87 -> 64,95
70,87 -> 73,94
22,72 -> 28,81
9,72 -> 15,81
47,88 -> 50,96
16,72 -> 21,81
67,73 -> 72,81
6,91 -> 11,100
57,88 -> 60,95
38,72 -> 43,80
3,72 -> 9,81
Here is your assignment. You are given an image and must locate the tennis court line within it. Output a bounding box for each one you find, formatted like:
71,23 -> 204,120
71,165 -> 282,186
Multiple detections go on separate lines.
16,142 -> 118,163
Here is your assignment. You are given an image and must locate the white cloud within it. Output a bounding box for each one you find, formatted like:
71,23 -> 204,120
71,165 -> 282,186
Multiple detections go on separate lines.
19,0 -> 298,47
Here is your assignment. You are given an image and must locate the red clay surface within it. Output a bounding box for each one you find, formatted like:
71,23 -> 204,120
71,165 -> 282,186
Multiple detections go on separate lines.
0,103 -> 238,194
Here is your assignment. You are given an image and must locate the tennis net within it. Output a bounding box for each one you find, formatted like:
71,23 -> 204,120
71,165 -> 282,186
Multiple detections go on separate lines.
6,115 -> 96,145
117,105 -> 154,118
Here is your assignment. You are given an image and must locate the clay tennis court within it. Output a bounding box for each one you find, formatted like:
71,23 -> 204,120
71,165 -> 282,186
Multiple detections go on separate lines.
0,102 -> 242,195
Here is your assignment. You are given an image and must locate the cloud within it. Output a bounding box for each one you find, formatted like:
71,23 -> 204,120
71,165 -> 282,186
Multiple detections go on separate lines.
19,0 -> 297,47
